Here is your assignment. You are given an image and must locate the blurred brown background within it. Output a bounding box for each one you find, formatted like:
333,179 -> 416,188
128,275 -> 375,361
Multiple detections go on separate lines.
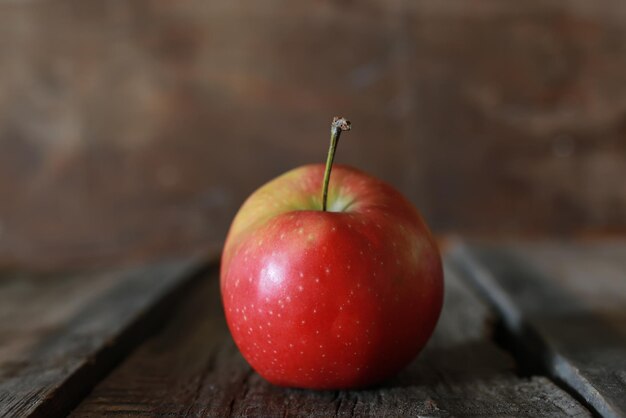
1,0 -> 625,269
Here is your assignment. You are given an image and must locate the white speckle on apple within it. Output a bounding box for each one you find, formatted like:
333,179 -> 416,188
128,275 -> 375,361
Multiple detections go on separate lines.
316,330 -> 320,334
347,264 -> 351,270
286,296 -> 292,302
315,277 -> 320,283
298,228 -> 304,234
313,308 -> 317,313
299,272 -> 304,278
243,315 -> 248,321
298,285 -> 304,292
300,351 -> 304,355
301,320 -> 306,324
331,227 -> 336,232
325,267 -> 331,274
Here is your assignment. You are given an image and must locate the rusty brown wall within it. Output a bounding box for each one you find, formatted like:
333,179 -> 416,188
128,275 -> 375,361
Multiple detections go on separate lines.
1,0 -> 625,268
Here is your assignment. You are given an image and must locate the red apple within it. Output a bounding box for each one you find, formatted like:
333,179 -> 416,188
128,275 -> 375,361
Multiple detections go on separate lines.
221,118 -> 443,389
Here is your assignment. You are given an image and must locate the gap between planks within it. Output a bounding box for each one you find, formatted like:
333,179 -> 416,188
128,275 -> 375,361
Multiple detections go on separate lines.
449,240 -> 626,418
0,254 -> 217,418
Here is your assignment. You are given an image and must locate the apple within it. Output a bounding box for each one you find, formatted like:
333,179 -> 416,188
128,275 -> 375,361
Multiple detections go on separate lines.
221,117 -> 443,389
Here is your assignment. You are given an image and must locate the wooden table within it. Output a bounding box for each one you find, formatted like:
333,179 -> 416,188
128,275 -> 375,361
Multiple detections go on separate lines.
1,241 -> 625,417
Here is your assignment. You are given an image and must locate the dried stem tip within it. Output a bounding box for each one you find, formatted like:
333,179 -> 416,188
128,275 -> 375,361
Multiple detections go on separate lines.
332,116 -> 351,132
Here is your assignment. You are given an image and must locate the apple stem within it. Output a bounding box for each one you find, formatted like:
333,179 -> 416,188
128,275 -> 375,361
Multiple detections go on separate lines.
322,116 -> 351,211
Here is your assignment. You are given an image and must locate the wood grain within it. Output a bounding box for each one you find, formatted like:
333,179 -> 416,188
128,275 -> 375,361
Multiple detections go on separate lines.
0,257 -> 207,418
1,0 -> 626,268
72,260 -> 590,417
450,241 -> 626,418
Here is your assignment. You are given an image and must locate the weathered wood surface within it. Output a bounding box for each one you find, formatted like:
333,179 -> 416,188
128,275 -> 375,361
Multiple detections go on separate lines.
72,261 -> 590,417
0,257 -> 207,418
450,241 -> 626,418
2,0 -> 626,269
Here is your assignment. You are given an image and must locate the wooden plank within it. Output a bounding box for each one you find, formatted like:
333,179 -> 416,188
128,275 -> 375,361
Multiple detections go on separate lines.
2,0 -> 626,269
72,259 -> 590,417
0,256 -> 208,418
450,241 -> 626,418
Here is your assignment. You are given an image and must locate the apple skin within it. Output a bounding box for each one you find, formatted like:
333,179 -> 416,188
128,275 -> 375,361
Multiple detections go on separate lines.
221,164 -> 443,389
